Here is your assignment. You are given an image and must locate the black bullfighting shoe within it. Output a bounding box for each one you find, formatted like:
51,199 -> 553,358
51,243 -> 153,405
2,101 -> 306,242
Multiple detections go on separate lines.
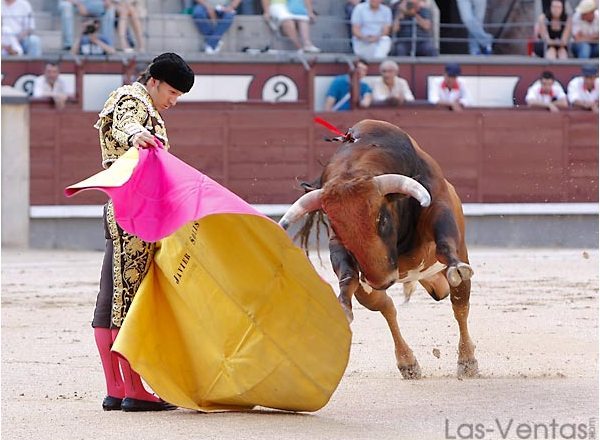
121,397 -> 177,412
102,396 -> 123,411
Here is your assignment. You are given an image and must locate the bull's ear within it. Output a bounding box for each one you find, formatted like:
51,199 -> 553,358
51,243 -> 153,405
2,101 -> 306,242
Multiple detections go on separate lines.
300,180 -> 321,193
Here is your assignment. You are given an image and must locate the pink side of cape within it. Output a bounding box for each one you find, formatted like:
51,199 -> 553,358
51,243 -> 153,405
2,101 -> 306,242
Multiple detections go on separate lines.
66,147 -> 264,242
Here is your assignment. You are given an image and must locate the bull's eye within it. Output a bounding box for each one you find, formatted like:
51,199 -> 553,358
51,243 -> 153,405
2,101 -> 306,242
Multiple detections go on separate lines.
377,209 -> 392,237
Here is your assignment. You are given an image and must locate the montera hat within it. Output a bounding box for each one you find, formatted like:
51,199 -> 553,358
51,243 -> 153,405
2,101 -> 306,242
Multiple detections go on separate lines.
576,0 -> 597,14
149,52 -> 195,93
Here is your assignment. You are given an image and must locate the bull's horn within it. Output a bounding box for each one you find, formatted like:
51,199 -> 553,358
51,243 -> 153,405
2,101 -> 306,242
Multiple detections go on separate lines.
278,189 -> 323,230
374,174 -> 431,207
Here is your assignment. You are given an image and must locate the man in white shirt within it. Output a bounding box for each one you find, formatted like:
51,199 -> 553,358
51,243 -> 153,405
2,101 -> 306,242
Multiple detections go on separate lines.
32,62 -> 72,110
371,59 -> 414,107
525,70 -> 568,112
571,0 -> 599,59
351,0 -> 392,60
1,0 -> 42,56
567,64 -> 599,113
428,63 -> 471,112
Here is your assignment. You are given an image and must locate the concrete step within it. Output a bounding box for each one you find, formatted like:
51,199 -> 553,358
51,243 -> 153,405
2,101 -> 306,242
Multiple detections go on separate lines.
33,11 -> 59,31
37,29 -> 62,52
313,0 -> 346,17
29,0 -> 58,13
145,0 -> 182,14
311,16 -> 351,53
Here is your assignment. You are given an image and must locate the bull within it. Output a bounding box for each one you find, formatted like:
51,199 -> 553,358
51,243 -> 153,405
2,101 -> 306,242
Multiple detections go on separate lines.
279,119 -> 478,379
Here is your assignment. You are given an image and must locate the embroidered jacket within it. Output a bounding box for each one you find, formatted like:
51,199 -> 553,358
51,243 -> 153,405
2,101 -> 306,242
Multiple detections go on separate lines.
95,82 -> 170,169
95,82 -> 166,327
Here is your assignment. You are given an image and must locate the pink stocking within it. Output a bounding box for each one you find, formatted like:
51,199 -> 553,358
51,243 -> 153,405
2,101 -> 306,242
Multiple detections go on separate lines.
94,327 -> 125,399
111,329 -> 160,402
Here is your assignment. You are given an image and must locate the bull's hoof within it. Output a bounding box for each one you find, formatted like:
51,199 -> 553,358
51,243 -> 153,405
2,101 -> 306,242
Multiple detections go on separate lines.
398,361 -> 422,379
338,299 -> 354,323
457,358 -> 479,378
446,263 -> 474,287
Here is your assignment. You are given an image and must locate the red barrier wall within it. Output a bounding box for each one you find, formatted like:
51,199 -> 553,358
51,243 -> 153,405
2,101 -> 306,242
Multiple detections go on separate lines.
30,103 -> 598,206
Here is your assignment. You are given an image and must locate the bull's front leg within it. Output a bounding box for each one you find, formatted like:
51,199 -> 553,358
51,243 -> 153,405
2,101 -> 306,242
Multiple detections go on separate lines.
329,236 -> 359,323
432,208 -> 473,287
354,286 -> 422,379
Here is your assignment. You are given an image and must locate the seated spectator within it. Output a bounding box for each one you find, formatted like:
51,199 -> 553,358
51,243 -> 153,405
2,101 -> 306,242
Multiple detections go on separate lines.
570,0 -> 598,59
32,62 -> 72,110
391,0 -> 437,56
31,62 -> 71,110
193,0 -> 240,53
1,0 -> 42,57
428,63 -> 471,111
525,70 -> 568,112
324,59 -> 372,111
2,23 -> 24,55
567,64 -> 599,112
71,18 -> 116,55
345,0 -> 362,48
261,0 -> 321,53
115,0 -> 145,52
59,0 -> 115,51
371,59 -> 414,107
351,0 -> 392,60
456,0 -> 492,55
534,0 -> 571,59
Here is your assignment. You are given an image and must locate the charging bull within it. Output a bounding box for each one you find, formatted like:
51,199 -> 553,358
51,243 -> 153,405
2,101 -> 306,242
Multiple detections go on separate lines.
279,119 -> 478,379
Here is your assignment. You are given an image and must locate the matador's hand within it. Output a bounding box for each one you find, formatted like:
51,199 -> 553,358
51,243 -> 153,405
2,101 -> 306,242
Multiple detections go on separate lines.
131,130 -> 157,149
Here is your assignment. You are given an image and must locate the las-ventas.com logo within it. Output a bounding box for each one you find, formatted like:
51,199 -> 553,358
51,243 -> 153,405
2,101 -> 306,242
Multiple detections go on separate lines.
445,418 -> 597,439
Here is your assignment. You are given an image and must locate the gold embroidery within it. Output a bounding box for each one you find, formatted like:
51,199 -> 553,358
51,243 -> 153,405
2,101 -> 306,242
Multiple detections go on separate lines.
105,180 -> 155,327
96,82 -> 170,168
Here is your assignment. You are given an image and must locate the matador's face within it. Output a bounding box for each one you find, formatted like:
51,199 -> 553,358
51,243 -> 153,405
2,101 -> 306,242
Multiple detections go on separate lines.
147,78 -> 184,111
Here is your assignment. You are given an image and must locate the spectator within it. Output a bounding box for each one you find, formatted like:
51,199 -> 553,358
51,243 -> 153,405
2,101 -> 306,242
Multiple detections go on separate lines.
261,0 -> 321,53
193,0 -> 241,53
59,0 -> 116,51
456,0 -> 492,55
2,23 -> 24,55
525,70 -> 568,112
428,63 -> 471,111
324,59 -> 372,111
345,0 -> 362,48
391,0 -> 437,56
371,59 -> 414,107
351,0 -> 393,60
32,62 -> 72,110
567,64 -> 599,112
534,0 -> 571,59
1,0 -> 42,57
571,0 -> 598,59
115,0 -> 145,52
71,18 -> 116,55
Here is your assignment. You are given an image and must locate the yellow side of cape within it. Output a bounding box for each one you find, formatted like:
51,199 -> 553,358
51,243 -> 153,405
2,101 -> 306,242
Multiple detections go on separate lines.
113,214 -> 351,412
65,147 -> 139,194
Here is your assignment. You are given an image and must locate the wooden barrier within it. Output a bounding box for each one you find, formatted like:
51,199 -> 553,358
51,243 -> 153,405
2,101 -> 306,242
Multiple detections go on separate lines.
30,102 -> 598,206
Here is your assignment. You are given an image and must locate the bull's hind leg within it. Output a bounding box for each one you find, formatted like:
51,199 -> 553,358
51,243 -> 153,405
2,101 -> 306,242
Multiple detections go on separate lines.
451,279 -> 478,377
355,286 -> 421,379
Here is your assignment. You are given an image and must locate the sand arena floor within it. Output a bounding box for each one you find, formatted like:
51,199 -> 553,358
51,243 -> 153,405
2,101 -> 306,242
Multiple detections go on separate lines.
1,247 -> 598,440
